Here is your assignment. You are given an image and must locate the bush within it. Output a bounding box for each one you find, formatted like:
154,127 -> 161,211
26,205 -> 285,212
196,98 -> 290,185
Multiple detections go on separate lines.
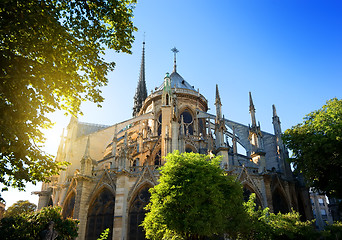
0,206 -> 78,240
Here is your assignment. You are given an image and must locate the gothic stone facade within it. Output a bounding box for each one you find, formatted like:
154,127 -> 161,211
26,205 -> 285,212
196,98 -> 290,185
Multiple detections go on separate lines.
37,46 -> 313,240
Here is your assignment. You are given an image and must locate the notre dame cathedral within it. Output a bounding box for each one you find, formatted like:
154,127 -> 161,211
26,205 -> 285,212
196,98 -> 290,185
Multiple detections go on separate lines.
36,43 -> 313,240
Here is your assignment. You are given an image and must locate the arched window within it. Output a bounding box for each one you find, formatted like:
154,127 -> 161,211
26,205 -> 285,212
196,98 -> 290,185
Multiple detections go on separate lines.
62,191 -> 75,219
166,94 -> 169,105
85,188 -> 115,240
157,113 -> 162,136
128,186 -> 151,240
132,158 -> 139,172
48,197 -> 53,206
180,110 -> 194,135
154,149 -> 161,165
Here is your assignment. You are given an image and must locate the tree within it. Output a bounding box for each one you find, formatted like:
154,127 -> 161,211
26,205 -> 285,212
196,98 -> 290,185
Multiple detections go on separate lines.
0,0 -> 137,196
322,221 -> 342,240
283,98 -> 342,198
3,200 -> 37,218
142,151 -> 247,240
0,206 -> 79,240
239,194 -> 317,240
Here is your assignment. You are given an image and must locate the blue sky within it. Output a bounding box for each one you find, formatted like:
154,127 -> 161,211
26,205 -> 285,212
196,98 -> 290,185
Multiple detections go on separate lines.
3,1 -> 342,208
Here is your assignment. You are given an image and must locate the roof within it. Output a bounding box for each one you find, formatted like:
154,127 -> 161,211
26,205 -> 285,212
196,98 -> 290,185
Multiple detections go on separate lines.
156,71 -> 195,91
76,122 -> 109,138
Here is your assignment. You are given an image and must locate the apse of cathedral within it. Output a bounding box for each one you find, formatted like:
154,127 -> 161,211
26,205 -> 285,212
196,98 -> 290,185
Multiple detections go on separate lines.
36,43 -> 313,240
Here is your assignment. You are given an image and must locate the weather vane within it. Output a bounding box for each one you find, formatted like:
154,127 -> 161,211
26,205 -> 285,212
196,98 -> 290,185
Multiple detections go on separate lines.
171,47 -> 179,72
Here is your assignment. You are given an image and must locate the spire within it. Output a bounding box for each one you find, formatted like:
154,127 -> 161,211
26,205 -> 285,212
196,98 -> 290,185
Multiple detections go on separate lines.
215,84 -> 222,121
83,136 -> 91,159
57,128 -> 65,153
171,47 -> 179,72
272,104 -> 278,118
249,91 -> 255,112
133,41 -> 148,117
56,128 -> 65,162
249,92 -> 257,127
272,104 -> 282,136
215,84 -> 222,106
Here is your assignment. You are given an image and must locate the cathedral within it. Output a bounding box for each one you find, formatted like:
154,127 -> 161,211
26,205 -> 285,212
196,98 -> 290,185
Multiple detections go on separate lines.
36,43 -> 313,240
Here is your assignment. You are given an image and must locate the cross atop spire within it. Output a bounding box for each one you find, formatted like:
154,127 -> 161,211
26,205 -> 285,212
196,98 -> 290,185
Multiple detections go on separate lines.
171,47 -> 179,72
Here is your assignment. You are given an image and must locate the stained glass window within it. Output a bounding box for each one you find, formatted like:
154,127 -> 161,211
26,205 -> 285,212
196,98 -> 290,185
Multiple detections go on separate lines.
85,188 -> 115,240
180,110 -> 193,135
62,191 -> 75,219
128,186 -> 151,240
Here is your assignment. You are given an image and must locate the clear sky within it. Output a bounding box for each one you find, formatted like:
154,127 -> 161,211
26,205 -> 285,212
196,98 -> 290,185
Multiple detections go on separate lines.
3,0 -> 342,208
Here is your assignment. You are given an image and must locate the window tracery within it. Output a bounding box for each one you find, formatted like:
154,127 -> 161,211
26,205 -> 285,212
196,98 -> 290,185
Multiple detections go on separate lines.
180,109 -> 194,135
85,188 -> 115,240
62,191 -> 75,219
128,186 -> 151,240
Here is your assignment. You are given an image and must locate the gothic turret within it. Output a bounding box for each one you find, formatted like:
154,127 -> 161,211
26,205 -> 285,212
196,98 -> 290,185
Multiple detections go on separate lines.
272,104 -> 282,137
133,42 -> 148,117
214,85 -> 225,147
55,128 -> 65,163
248,92 -> 266,173
272,104 -> 292,177
81,136 -> 95,176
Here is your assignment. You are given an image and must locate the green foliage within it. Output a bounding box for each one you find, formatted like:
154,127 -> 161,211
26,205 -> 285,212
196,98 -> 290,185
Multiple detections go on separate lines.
322,221 -> 342,240
97,228 -> 110,240
239,194 -> 318,240
4,200 -> 37,218
283,98 -> 342,198
0,206 -> 79,240
142,151 -> 247,240
0,0 -> 136,196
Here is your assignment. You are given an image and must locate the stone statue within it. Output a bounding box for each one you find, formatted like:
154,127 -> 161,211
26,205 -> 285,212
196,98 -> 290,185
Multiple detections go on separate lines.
40,221 -> 58,240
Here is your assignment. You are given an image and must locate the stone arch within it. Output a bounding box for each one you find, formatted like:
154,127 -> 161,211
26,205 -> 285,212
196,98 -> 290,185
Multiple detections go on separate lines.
62,190 -> 76,219
243,184 -> 263,209
272,187 -> 290,214
127,184 -> 153,240
85,186 -> 115,240
271,176 -> 291,214
185,144 -> 197,153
